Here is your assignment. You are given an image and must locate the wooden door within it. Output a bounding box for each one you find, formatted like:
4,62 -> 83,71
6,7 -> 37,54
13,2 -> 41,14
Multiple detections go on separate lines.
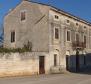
39,56 -> 45,74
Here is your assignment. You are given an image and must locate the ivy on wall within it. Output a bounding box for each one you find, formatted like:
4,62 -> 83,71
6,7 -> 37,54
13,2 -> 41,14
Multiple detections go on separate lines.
0,41 -> 32,53
0,48 -> 31,53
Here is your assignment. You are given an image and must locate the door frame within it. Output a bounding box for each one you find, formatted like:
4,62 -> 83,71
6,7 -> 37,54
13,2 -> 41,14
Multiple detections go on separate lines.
39,56 -> 45,74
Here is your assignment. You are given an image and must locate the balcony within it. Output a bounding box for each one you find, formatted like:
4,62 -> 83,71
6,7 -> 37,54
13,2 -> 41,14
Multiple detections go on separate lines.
72,41 -> 86,50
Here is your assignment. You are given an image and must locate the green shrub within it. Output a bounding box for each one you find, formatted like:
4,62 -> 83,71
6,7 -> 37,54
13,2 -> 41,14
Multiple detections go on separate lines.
0,47 -> 32,53
0,41 -> 32,53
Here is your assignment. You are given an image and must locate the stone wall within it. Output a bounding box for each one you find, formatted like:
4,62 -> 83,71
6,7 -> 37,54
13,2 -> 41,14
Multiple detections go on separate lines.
4,1 -> 49,52
0,52 -> 49,77
0,52 -> 51,77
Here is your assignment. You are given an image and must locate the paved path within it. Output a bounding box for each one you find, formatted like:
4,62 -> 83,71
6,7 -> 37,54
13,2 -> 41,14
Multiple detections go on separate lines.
0,73 -> 91,84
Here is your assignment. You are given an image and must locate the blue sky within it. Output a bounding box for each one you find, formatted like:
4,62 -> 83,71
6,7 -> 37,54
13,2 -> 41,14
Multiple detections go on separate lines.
0,0 -> 91,27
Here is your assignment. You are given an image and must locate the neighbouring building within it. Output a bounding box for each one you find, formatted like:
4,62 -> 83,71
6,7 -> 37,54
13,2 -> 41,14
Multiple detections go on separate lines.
3,0 -> 91,75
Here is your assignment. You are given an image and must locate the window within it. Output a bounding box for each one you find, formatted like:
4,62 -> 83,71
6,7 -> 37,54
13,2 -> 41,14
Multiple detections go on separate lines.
84,26 -> 86,29
55,15 -> 59,19
84,35 -> 86,48
21,11 -> 26,21
11,31 -> 15,43
67,20 -> 70,23
55,28 -> 59,39
76,33 -> 79,42
54,54 -> 57,66
67,30 -> 71,41
84,35 -> 86,43
76,23 -> 79,26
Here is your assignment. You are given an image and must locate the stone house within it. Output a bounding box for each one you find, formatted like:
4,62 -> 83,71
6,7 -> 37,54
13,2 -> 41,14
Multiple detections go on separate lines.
3,0 -> 91,75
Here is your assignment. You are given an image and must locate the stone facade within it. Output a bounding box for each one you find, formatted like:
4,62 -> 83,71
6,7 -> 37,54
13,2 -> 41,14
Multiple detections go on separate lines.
4,1 -> 49,52
3,0 -> 91,76
48,9 -> 91,71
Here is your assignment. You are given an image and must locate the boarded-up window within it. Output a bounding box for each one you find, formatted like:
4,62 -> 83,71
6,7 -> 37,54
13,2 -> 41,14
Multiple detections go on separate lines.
11,31 -> 15,43
67,31 -> 70,41
55,28 -> 59,39
21,11 -> 26,21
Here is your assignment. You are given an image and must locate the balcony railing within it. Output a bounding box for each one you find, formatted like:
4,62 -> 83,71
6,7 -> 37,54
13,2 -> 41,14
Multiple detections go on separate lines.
72,41 -> 86,50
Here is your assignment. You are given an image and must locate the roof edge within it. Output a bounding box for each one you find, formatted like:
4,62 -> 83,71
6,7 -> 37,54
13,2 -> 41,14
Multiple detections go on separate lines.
5,0 -> 91,26
29,0 -> 91,26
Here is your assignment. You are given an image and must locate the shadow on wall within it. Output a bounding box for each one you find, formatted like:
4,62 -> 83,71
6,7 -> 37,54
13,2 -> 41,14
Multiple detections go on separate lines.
66,53 -> 91,74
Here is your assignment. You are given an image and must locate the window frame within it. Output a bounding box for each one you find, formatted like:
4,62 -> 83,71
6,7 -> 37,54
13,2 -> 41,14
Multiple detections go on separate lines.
54,54 -> 57,66
84,26 -> 86,29
75,33 -> 79,42
75,22 -> 79,28
83,35 -> 86,48
66,30 -> 71,42
83,35 -> 86,43
54,15 -> 59,21
76,23 -> 79,26
54,27 -> 59,40
20,10 -> 27,22
11,31 -> 15,43
66,19 -> 70,25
